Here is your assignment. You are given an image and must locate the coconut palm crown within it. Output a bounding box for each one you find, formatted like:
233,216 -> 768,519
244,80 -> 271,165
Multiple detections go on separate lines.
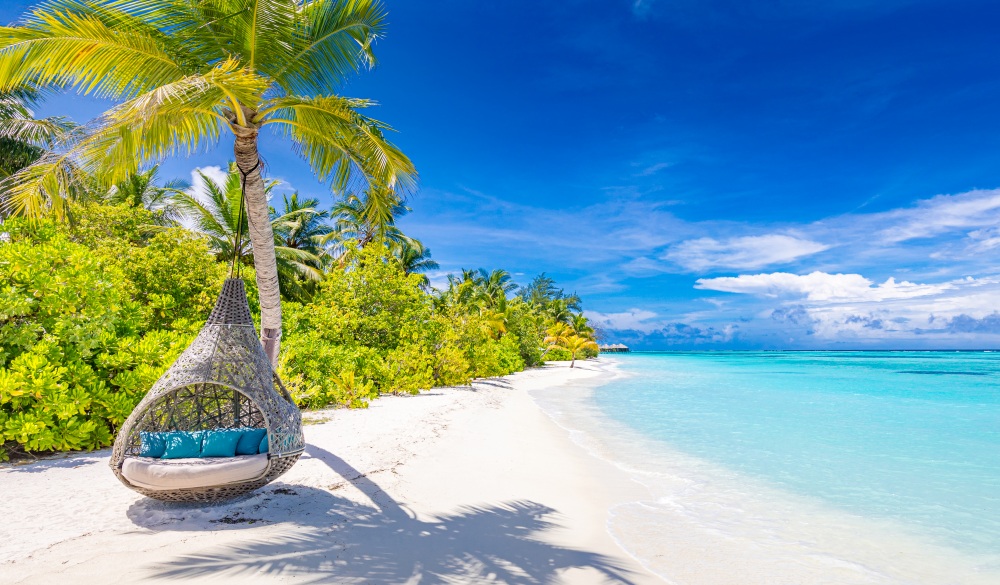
0,0 -> 417,365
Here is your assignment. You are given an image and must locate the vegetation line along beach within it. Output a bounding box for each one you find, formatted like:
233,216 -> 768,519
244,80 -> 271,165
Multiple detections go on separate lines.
0,0 -> 598,462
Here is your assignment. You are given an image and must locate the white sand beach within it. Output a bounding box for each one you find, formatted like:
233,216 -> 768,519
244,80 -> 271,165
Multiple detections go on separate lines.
0,360 -> 665,585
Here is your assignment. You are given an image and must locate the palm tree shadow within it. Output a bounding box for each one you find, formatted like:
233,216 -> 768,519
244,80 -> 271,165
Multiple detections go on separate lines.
137,445 -> 637,584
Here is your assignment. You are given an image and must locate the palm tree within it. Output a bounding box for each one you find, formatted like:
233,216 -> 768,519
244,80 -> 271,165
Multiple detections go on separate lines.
0,87 -> 75,195
106,165 -> 188,225
546,333 -> 598,368
0,0 -> 416,365
544,323 -> 598,368
174,164 -> 323,301
478,268 -> 517,309
546,299 -> 575,326
271,192 -> 331,255
435,270 -> 484,315
543,323 -> 573,349
391,239 -> 439,286
570,313 -> 595,340
324,186 -> 410,261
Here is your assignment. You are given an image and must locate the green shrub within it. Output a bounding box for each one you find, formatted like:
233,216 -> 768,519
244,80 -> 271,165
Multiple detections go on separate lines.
504,299 -> 546,366
278,245 -> 436,408
0,213 -> 225,460
544,347 -> 573,362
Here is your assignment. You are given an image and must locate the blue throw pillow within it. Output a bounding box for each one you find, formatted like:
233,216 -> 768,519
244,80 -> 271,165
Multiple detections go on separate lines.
259,434 -> 269,454
236,428 -> 267,456
201,429 -> 243,457
161,431 -> 204,459
139,431 -> 166,458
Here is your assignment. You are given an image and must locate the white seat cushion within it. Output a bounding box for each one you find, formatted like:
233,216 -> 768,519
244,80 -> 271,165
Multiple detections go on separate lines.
122,454 -> 269,491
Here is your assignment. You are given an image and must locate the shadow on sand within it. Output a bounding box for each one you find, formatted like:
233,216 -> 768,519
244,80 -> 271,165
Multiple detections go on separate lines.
128,444 -> 637,584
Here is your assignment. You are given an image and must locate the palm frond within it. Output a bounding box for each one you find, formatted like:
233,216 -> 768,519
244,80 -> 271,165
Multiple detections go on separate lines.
0,95 -> 75,147
270,0 -> 387,95
0,147 -> 89,219
82,59 -> 265,184
260,94 -> 416,193
0,2 -> 192,98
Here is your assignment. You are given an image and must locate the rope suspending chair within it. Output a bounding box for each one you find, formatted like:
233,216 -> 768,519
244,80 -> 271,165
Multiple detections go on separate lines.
110,160 -> 304,502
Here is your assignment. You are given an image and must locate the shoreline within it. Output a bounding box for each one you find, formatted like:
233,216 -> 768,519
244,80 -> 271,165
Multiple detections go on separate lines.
1,360 -> 664,584
537,355 -> 1000,585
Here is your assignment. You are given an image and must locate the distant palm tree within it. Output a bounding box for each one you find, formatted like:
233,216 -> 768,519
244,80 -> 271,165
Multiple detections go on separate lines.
478,269 -> 517,309
546,299 -> 575,325
174,164 -> 323,301
570,313 -> 595,340
546,332 -> 598,368
106,165 -> 188,225
392,239 -> 439,286
0,0 -> 416,365
271,192 -> 331,256
544,323 -> 573,348
324,187 -> 411,260
438,270 -> 486,313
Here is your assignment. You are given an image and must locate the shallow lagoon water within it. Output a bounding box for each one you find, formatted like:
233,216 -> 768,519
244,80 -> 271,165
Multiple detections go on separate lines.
532,352 -> 1000,584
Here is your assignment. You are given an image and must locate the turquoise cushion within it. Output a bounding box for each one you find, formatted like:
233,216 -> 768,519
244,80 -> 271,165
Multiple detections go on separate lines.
259,434 -> 269,454
201,429 -> 243,457
160,431 -> 204,459
236,428 -> 267,456
139,432 -> 166,458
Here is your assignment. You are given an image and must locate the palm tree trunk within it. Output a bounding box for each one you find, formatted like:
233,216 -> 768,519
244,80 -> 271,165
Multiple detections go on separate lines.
570,354 -> 576,368
232,117 -> 282,368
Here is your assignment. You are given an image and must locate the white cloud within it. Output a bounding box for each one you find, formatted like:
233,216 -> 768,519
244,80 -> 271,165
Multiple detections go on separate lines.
695,271 -> 954,302
172,166 -> 229,231
586,308 -> 661,332
965,227 -> 1000,252
876,188 -> 1000,243
186,165 -> 227,200
620,256 -> 671,276
686,272 -> 1000,342
664,234 -> 829,271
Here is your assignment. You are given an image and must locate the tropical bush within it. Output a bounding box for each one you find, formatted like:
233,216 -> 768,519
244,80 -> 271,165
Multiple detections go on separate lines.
0,215 -> 198,460
0,202 -> 597,459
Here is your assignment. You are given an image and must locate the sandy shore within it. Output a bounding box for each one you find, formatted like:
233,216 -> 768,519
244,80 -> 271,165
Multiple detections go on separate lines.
1,360 -> 664,584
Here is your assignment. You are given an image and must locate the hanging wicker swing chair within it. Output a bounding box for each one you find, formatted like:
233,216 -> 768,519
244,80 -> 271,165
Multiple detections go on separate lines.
110,278 -> 305,502
110,160 -> 304,503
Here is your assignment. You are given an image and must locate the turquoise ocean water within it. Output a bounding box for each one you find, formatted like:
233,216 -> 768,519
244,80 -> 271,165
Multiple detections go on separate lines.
593,352 -> 1000,557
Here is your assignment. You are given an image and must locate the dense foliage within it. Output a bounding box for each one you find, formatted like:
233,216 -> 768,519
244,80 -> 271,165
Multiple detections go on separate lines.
0,206 -> 222,460
0,204 -> 596,460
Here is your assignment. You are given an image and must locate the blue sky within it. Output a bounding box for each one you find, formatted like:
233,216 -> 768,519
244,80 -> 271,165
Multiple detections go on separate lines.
6,0 -> 1000,349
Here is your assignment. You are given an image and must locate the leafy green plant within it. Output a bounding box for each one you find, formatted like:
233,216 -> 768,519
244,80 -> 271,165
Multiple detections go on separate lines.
0,214 -> 222,460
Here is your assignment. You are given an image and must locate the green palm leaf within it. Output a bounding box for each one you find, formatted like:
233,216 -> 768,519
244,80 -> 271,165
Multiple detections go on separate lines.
261,94 -> 415,193
0,3 -> 191,97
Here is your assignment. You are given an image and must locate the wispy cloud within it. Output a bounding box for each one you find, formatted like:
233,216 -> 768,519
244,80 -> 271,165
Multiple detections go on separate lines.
586,308 -> 661,332
875,188 -> 1000,243
695,271 -> 953,302
635,161 -> 671,177
664,234 -> 830,272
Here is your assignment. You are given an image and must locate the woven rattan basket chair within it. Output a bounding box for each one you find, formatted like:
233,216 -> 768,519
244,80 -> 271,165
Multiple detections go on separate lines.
110,278 -> 305,502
